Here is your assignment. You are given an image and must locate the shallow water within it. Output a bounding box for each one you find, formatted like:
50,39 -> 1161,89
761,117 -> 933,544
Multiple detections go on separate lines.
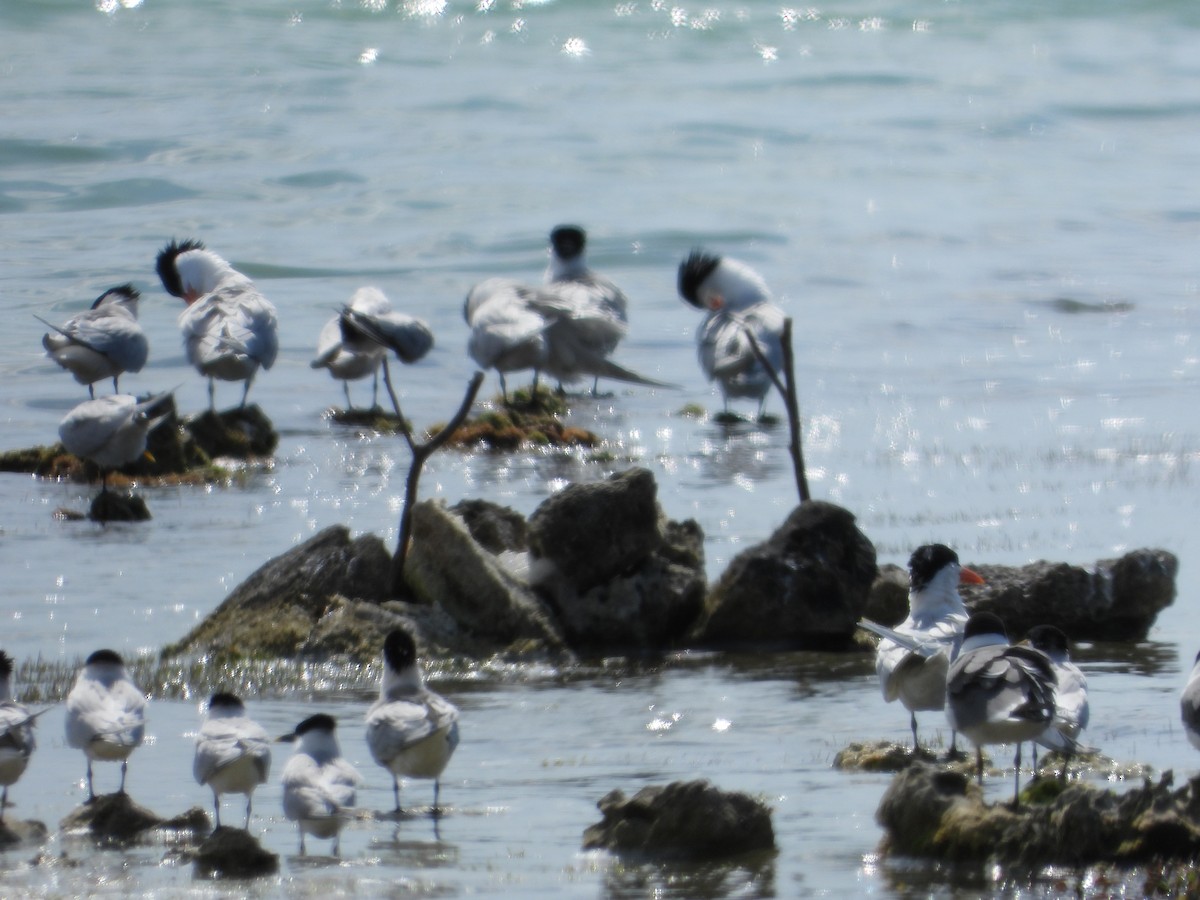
3,0 -> 1200,895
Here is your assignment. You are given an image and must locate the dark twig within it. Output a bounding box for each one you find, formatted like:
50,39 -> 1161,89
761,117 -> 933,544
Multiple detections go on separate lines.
744,318 -> 810,503
384,365 -> 486,596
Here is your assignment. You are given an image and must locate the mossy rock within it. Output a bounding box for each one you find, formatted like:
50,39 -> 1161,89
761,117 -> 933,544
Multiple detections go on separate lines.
185,405 -> 278,459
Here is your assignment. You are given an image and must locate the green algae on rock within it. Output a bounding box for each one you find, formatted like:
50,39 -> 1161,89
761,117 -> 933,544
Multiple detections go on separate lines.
876,762 -> 1200,867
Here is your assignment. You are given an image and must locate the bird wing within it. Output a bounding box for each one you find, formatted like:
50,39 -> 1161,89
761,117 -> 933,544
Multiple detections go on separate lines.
193,717 -> 272,785
342,308 -> 434,363
365,694 -> 456,764
0,702 -> 37,759
64,675 -> 146,750
46,307 -> 148,372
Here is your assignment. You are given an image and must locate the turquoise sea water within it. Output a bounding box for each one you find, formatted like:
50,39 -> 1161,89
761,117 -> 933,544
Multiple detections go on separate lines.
3,0 -> 1200,894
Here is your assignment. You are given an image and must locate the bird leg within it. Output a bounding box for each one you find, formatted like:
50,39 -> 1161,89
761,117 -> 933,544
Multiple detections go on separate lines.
87,759 -> 96,801
432,779 -> 443,817
1011,743 -> 1023,809
239,376 -> 252,409
1,785 -> 8,822
909,712 -> 920,753
212,791 -> 221,829
393,776 -> 403,816
975,747 -> 984,786
207,377 -> 216,413
371,370 -> 380,411
343,380 -> 354,412
244,795 -> 252,830
118,759 -> 128,794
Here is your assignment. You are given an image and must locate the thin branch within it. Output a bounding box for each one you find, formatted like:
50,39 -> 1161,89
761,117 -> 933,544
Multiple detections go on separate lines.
388,370 -> 486,596
744,319 -> 810,503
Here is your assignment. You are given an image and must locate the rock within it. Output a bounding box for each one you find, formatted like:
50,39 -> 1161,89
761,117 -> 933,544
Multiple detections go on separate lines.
528,469 -> 662,593
583,780 -> 775,859
960,549 -> 1177,640
525,471 -> 706,651
832,740 -> 940,773
405,500 -> 566,650
692,501 -> 878,649
450,499 -> 528,554
192,826 -> 279,879
60,793 -> 207,843
88,490 -> 151,523
862,564 -> 909,627
876,763 -> 1200,866
161,525 -> 392,660
185,405 -> 278,459
0,817 -> 49,848
524,470 -> 707,652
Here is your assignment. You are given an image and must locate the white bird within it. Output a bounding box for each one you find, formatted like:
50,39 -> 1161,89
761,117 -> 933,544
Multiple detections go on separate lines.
64,649 -> 147,800
463,277 -> 552,401
1025,624 -> 1089,778
280,713 -> 361,855
38,284 -> 149,398
1181,650 -> 1200,753
945,612 -> 1057,807
58,391 -> 173,492
156,238 -> 279,411
539,224 -> 633,396
0,651 -> 40,823
330,286 -> 434,407
859,543 -> 984,754
193,692 -> 272,830
311,287 -> 389,411
365,628 -> 460,816
677,249 -> 788,418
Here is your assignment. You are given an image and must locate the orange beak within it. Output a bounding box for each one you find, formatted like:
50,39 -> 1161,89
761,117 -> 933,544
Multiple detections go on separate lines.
959,566 -> 985,585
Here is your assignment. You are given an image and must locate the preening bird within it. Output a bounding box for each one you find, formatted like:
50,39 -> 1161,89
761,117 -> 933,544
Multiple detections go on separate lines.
858,543 -> 983,754
64,649 -> 147,799
280,713 -> 361,855
0,650 -> 40,822
58,391 -> 173,491
1025,624 -> 1089,778
156,238 -> 279,411
38,284 -> 149,398
365,628 -> 460,816
677,249 -> 787,418
193,692 -> 272,829
327,286 -> 434,409
945,612 -> 1057,807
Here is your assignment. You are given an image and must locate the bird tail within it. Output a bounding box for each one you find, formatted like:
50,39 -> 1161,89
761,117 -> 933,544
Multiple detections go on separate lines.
583,357 -> 680,390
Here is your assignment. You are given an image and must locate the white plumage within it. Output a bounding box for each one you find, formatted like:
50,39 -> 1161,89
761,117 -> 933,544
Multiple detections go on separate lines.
464,277 -> 552,400
156,239 -> 278,411
280,713 -> 361,855
0,651 -> 38,823
861,543 -> 983,753
64,649 -> 146,799
58,392 -> 172,478
39,284 -> 149,398
1026,624 -> 1089,775
365,628 -> 460,816
193,692 -> 272,829
677,250 -> 787,417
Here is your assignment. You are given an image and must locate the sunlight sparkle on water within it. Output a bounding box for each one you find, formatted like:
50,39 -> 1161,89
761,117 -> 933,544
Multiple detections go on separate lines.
561,37 -> 590,56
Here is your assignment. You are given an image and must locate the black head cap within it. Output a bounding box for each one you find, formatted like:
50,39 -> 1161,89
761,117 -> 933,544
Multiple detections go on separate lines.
907,544 -> 961,593
964,611 -> 1007,641
0,651 -> 12,679
85,649 -> 124,666
156,238 -> 205,297
92,283 -> 140,309
293,713 -> 337,736
208,691 -> 245,709
383,628 -> 418,672
1026,624 -> 1069,655
550,225 -> 586,261
678,249 -> 721,307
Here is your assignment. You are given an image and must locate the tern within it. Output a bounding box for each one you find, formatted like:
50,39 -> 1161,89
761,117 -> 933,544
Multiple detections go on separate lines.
365,628 -> 460,816
280,713 -> 361,855
330,286 -> 434,407
58,391 -> 173,492
945,612 -> 1057,807
677,249 -> 787,418
1025,624 -> 1089,779
38,284 -> 149,398
540,224 -> 633,395
858,543 -> 984,754
0,651 -> 40,822
1182,650 -> 1200,754
156,238 -> 279,411
193,692 -> 272,830
64,649 -> 147,800
311,287 -> 390,410
463,277 -> 552,401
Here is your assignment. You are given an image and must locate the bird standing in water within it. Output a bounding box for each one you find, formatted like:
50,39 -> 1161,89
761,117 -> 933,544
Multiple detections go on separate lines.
64,649 -> 147,800
365,628 -> 460,817
280,713 -> 361,855
193,692 -> 272,829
